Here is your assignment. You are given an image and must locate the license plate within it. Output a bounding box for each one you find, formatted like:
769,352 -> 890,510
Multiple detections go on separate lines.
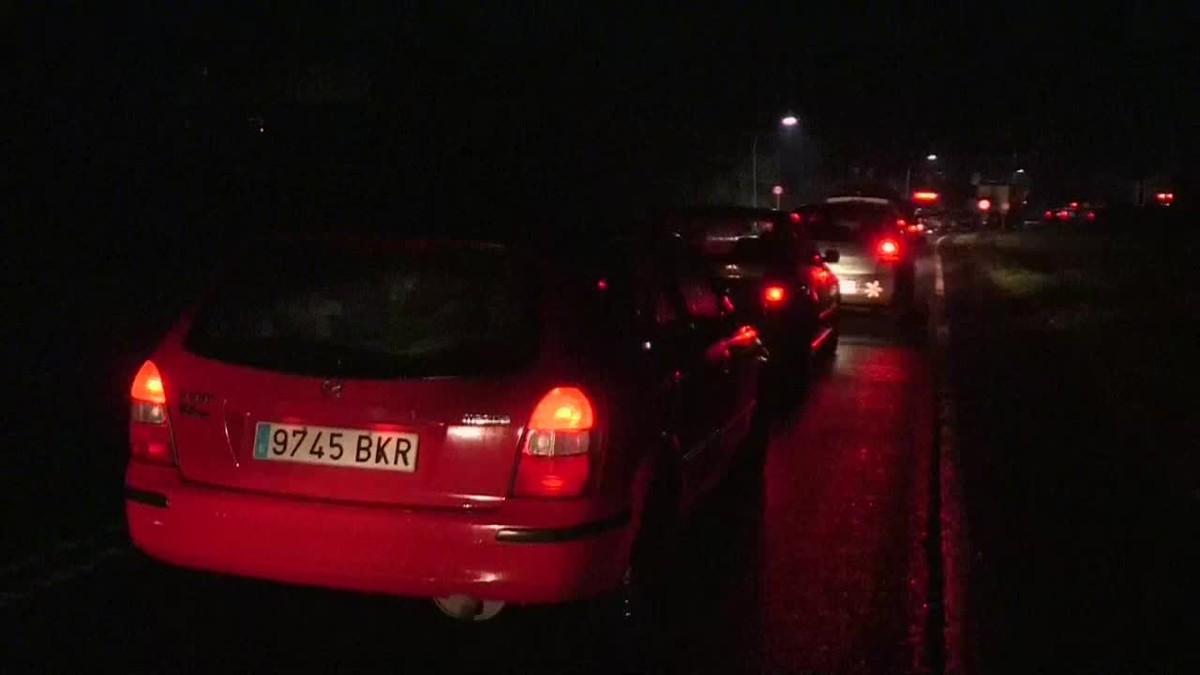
839,279 -> 858,295
253,423 -> 418,473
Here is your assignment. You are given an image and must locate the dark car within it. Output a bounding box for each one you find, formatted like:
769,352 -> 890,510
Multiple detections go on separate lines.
646,207 -> 840,390
798,198 -> 916,309
1041,201 -> 1104,225
125,230 -> 768,629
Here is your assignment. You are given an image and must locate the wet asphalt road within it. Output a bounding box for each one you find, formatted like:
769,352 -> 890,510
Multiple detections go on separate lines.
3,258 -> 941,674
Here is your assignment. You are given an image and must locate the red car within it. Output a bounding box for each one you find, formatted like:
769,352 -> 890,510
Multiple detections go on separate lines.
126,233 -> 768,622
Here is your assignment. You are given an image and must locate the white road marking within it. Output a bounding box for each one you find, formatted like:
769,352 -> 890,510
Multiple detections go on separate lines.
930,234 -> 966,674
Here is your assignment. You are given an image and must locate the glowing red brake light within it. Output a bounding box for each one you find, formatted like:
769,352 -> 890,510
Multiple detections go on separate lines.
513,388 -> 595,498
762,284 -> 788,307
130,360 -> 174,465
131,360 -> 166,404
789,212 -> 802,224
877,238 -> 901,262
528,387 -> 594,431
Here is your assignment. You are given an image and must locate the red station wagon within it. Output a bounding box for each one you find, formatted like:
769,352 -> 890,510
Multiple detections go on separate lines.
125,232 -> 768,623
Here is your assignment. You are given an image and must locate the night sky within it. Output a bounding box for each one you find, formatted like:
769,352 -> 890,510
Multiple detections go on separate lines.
15,2 -> 1198,228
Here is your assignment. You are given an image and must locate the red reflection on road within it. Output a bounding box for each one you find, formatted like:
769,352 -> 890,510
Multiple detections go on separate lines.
759,344 -> 937,673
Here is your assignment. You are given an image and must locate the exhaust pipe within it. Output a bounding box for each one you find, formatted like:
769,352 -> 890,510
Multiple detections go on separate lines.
432,594 -> 505,622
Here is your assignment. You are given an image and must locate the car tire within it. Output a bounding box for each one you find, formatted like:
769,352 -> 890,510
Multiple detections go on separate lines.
761,340 -> 810,417
735,399 -> 772,477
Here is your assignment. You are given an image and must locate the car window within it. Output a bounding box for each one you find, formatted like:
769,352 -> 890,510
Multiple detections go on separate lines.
678,276 -> 721,320
661,214 -> 795,266
806,203 -> 897,242
185,241 -> 538,378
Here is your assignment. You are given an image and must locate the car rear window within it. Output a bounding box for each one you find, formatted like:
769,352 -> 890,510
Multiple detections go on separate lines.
184,241 -> 538,378
805,203 -> 896,242
664,215 -> 796,265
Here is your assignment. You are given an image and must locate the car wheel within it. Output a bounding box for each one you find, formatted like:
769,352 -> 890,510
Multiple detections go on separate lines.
761,342 -> 809,416
735,399 -> 772,477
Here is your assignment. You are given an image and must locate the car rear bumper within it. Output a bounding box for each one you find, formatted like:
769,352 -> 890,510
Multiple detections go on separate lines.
125,464 -> 632,605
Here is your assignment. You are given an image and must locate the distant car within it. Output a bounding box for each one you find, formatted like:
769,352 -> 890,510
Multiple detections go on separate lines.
1042,201 -> 1103,224
798,198 -> 916,308
912,206 -> 945,236
125,232 -> 768,627
651,207 -> 840,386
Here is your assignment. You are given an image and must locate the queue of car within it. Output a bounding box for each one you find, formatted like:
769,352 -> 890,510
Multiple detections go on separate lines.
122,201 -> 918,635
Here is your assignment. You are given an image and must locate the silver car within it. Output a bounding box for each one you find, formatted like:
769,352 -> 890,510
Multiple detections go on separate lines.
798,197 -> 916,308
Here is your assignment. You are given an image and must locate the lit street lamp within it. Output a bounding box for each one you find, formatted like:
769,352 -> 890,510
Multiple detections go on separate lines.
752,115 -> 799,208
772,184 -> 784,210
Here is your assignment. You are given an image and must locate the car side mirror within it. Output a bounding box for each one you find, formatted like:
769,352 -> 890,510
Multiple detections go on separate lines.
823,248 -> 840,263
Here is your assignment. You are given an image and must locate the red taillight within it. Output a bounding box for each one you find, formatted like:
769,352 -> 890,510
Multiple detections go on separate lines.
528,387 -> 594,430
789,212 -> 802,224
1086,211 -> 1097,222
877,238 -> 901,262
131,360 -> 166,405
762,284 -> 788,307
130,360 -> 174,465
513,388 -> 595,498
1043,210 -> 1053,220
1056,209 -> 1071,222
977,198 -> 992,212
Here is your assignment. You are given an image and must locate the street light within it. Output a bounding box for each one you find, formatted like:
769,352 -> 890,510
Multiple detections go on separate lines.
772,184 -> 784,210
926,153 -> 938,161
752,115 -> 799,208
